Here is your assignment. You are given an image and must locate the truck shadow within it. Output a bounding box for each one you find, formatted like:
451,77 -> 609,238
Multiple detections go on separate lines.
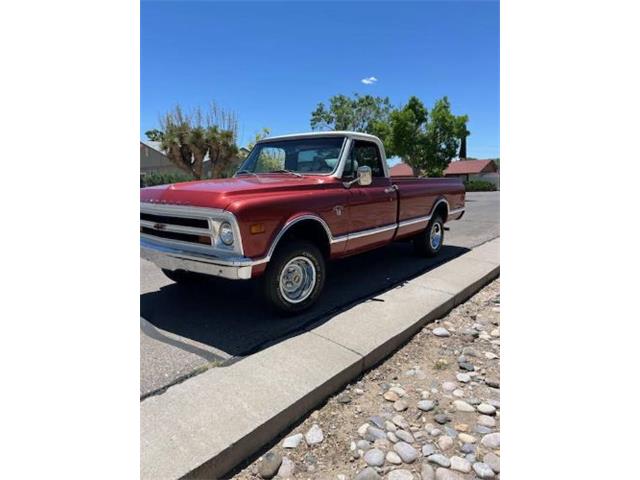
140,242 -> 470,361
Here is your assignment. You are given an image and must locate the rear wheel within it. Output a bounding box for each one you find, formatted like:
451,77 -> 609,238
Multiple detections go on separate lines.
413,215 -> 445,257
263,241 -> 326,314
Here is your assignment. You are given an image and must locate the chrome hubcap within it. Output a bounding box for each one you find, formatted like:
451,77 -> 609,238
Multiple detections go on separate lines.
279,256 -> 317,304
430,222 -> 442,250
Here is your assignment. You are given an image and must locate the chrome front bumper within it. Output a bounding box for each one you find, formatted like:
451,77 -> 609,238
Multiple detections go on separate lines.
140,237 -> 254,280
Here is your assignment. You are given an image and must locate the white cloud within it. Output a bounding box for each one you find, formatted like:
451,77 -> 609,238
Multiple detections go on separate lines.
361,76 -> 378,85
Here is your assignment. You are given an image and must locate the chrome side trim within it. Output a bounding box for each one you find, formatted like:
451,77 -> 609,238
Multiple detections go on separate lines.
449,207 -> 465,217
398,214 -> 431,228
346,223 -> 397,240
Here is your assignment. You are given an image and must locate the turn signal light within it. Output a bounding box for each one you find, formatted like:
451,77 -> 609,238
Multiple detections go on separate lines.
197,235 -> 211,245
250,223 -> 265,234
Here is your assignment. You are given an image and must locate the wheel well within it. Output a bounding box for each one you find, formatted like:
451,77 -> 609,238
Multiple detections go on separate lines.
432,201 -> 449,223
275,219 -> 331,259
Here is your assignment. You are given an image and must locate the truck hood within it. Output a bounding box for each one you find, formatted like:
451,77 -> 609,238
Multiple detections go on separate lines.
140,175 -> 327,210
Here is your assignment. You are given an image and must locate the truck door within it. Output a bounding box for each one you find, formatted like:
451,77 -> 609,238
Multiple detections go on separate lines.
343,139 -> 398,253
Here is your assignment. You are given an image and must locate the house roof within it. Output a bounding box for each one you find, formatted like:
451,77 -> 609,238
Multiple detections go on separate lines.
140,140 -> 164,153
444,159 -> 497,175
389,163 -> 414,176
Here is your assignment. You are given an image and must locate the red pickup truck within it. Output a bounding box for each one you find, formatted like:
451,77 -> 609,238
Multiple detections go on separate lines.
141,131 -> 465,313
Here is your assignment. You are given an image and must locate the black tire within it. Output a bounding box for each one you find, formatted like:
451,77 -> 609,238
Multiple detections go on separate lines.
161,269 -> 204,284
263,240 -> 326,315
413,215 -> 445,257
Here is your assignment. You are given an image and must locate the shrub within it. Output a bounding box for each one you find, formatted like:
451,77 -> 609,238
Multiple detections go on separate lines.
140,171 -> 195,188
464,179 -> 497,192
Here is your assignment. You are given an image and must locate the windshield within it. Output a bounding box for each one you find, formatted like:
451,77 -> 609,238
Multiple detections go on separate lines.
237,136 -> 346,175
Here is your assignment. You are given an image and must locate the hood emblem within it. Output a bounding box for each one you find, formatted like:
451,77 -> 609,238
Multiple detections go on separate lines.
153,223 -> 167,231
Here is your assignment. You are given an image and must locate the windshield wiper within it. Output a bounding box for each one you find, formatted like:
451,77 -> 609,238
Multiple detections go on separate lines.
271,169 -> 303,177
235,170 -> 259,177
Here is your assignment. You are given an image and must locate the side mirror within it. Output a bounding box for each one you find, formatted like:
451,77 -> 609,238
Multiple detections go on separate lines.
344,166 -> 373,188
356,166 -> 372,186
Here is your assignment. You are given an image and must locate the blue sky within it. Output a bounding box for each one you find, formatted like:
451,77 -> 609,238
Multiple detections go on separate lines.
141,1 -> 499,159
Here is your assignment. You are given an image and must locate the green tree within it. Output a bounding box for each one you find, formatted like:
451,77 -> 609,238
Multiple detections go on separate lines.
390,96 -> 469,177
144,129 -> 164,142
156,103 -> 239,179
310,94 -> 394,133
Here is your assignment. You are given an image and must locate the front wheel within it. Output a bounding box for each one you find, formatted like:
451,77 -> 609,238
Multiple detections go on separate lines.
413,215 -> 445,257
263,241 -> 326,315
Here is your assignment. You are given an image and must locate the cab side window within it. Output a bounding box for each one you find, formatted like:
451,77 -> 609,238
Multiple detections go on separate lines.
343,140 -> 385,178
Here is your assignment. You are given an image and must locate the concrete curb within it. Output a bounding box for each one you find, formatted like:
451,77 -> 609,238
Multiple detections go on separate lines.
141,238 -> 500,479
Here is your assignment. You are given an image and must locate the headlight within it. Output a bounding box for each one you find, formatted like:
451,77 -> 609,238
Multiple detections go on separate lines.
219,221 -> 234,246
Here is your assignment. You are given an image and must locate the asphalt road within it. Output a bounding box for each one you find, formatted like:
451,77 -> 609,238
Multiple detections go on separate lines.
140,191 -> 500,398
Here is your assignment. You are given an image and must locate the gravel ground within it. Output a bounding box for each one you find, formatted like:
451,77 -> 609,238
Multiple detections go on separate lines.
233,279 -> 500,480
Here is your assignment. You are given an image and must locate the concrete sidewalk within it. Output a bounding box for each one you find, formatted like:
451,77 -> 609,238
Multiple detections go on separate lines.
140,238 -> 500,479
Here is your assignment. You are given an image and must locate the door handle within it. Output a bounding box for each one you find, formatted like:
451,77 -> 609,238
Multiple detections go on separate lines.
384,185 -> 398,194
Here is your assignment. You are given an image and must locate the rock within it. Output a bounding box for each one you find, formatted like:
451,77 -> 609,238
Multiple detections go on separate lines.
384,390 -> 400,402
484,351 -> 498,360
488,398 -> 500,409
437,435 -> 454,451
422,443 -> 436,456
364,448 -> 385,467
393,400 -> 409,412
354,388 -> 365,395
385,420 -> 397,432
355,467 -> 382,480
490,328 -> 500,337
365,426 -> 387,442
357,440 -> 371,450
433,327 -> 450,337
337,392 -> 352,404
395,429 -> 415,443
473,462 -> 495,478
337,475 -> 348,480
370,416 -> 386,429
283,433 -> 304,449
417,400 -> 436,412
460,443 -> 476,454
389,386 -> 407,397
477,403 -> 496,415
483,452 -> 500,473
454,423 -> 468,432
477,415 -> 496,428
276,457 -> 295,478
442,381 -> 457,392
453,400 -> 475,412
387,469 -> 414,480
374,438 -> 391,449
475,425 -> 493,434
392,415 -> 410,430
414,430 -> 428,441
435,468 -> 464,480
458,362 -> 475,371
258,451 -> 282,479
465,453 -> 477,463
421,463 -> 435,480
480,432 -> 500,449
393,442 -> 419,463
434,414 -> 451,425
305,424 -> 324,445
485,378 -> 500,388
452,389 -> 465,398
430,428 -> 442,436
359,423 -> 371,437
387,431 -> 398,443
450,456 -> 471,473
458,433 -> 476,444
427,453 -> 451,467
386,451 -> 402,465
456,373 -> 471,383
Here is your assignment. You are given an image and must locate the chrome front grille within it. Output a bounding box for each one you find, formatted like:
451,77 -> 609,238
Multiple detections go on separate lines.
140,204 -> 215,247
